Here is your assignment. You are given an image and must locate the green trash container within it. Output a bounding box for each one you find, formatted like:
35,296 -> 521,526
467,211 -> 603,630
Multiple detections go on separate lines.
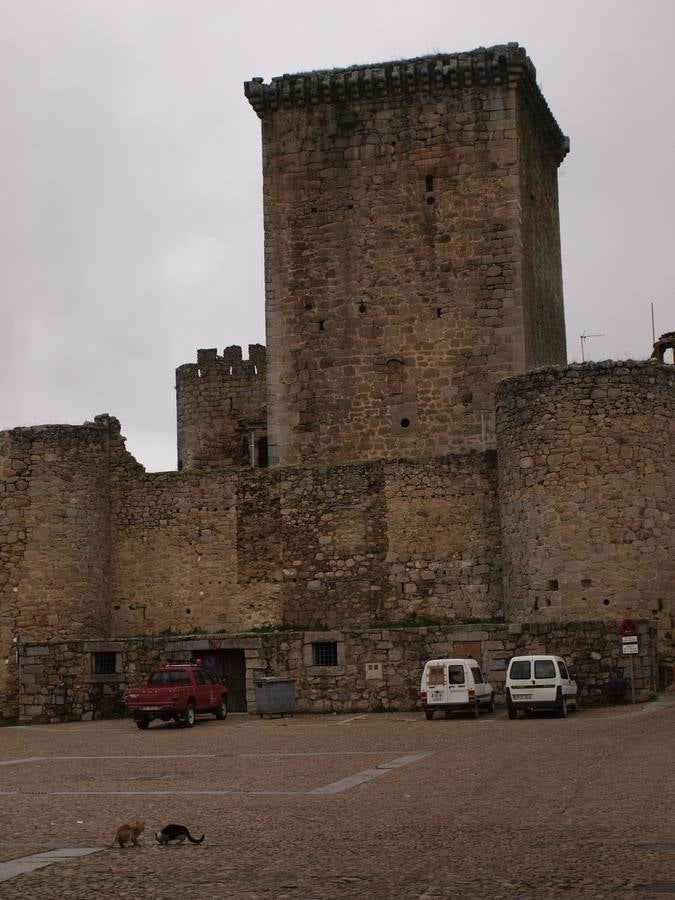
255,676 -> 295,718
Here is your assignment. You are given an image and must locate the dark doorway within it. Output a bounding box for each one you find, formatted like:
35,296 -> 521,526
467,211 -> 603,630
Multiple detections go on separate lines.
193,649 -> 247,712
257,436 -> 268,468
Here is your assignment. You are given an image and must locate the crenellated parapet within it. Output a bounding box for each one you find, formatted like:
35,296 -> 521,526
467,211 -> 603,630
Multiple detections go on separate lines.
176,344 -> 266,383
176,345 -> 268,471
245,43 -> 568,162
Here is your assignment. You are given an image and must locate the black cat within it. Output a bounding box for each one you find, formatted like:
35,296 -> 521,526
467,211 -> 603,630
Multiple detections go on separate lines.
155,824 -> 204,845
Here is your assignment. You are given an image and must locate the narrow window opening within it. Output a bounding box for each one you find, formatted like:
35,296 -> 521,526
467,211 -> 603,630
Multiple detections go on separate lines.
319,320 -> 325,332
603,598 -> 610,606
547,579 -> 559,591
359,301 -> 367,314
257,436 -> 269,468
436,308 -> 443,318
425,174 -> 434,192
386,358 -> 403,395
304,302 -> 313,310
185,607 -> 192,615
400,418 -> 410,428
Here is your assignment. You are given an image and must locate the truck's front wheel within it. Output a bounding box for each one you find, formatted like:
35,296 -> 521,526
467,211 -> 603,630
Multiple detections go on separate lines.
183,703 -> 196,728
214,696 -> 227,720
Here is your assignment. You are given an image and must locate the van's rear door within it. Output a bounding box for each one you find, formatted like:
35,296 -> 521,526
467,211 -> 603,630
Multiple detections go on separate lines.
531,658 -> 557,702
425,664 -> 447,705
447,664 -> 470,704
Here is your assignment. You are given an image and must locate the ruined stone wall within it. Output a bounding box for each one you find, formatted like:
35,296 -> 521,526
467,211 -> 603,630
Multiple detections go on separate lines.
246,45 -> 568,467
17,619 -> 658,722
0,416 -> 126,717
497,362 -> 674,660
176,344 -> 266,471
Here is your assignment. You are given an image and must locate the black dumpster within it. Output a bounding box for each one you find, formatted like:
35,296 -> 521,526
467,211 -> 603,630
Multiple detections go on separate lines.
255,676 -> 295,718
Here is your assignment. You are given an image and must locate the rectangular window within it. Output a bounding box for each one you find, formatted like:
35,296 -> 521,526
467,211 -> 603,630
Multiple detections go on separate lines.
448,665 -> 465,685
557,660 -> 570,679
509,660 -> 531,680
92,652 -> 117,675
313,642 -> 338,667
534,660 -> 556,679
427,665 -> 445,687
471,667 -> 484,684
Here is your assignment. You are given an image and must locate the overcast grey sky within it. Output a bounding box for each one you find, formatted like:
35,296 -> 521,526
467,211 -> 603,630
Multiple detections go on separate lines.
1,0 -> 673,471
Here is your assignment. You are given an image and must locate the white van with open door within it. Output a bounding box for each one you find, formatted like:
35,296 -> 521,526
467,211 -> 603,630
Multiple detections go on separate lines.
420,658 -> 495,719
505,655 -> 578,718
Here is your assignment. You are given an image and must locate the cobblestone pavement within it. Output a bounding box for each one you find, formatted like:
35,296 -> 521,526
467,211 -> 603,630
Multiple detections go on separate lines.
0,700 -> 673,899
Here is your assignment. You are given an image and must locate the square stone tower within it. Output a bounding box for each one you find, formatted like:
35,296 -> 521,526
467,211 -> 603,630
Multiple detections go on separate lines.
246,43 -> 569,467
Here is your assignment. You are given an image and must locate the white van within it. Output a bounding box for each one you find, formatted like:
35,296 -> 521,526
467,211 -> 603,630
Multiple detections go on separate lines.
420,658 -> 495,719
505,655 -> 578,718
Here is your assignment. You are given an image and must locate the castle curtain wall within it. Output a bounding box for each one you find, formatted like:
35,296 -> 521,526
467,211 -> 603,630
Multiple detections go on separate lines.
108,455 -> 502,636
108,469 -> 284,637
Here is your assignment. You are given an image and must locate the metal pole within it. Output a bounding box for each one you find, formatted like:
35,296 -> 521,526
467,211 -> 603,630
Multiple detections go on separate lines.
651,302 -> 656,344
580,334 -> 585,362
629,655 -> 635,705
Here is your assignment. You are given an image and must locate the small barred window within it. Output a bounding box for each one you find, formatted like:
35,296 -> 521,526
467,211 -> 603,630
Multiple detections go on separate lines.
312,642 -> 338,667
92,652 -> 117,675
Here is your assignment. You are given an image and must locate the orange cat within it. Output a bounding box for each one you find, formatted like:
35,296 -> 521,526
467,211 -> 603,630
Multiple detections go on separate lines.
109,819 -> 145,848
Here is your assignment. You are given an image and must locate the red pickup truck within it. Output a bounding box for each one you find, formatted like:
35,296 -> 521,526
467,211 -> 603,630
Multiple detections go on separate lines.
124,665 -> 228,730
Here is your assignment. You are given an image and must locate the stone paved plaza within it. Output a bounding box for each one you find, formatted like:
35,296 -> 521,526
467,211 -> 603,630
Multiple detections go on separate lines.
0,700 -> 673,899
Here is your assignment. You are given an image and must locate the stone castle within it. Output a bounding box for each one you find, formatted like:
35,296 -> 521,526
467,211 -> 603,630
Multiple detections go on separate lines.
1,44 -> 673,720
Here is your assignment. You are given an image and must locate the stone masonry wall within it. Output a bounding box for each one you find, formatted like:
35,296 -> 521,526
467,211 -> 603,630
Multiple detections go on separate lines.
109,453 -> 500,637
17,619 -> 658,723
517,90 -> 567,369
109,468 -> 283,638
497,362 -> 674,660
0,416 -> 127,718
246,45 -> 568,467
176,344 -> 267,470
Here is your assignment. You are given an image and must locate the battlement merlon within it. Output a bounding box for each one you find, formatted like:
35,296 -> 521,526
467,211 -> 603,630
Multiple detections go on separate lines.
175,344 -> 267,381
244,43 -> 569,164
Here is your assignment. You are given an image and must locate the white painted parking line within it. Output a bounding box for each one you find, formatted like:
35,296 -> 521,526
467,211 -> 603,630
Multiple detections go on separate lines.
239,751 -> 411,757
0,757 -> 44,767
310,752 -> 432,795
0,847 -> 100,884
337,714 -> 369,725
0,755 -> 216,766
0,750 -> 433,798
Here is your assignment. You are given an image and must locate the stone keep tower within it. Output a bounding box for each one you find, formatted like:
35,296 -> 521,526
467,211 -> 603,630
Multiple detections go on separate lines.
246,44 -> 569,467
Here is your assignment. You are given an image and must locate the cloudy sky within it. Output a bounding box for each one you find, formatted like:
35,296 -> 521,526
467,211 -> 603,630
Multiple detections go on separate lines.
1,0 -> 673,471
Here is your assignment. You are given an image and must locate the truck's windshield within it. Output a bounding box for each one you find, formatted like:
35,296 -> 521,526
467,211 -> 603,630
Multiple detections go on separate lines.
149,670 -> 190,685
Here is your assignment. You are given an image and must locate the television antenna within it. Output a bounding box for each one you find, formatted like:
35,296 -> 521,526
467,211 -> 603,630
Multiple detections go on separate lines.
580,332 -> 604,362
